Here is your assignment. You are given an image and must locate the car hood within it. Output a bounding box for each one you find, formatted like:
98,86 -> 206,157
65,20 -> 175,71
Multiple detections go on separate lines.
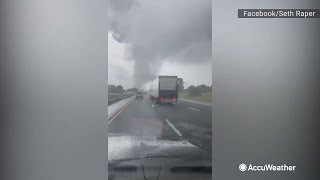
108,134 -> 212,180
108,133 -> 211,161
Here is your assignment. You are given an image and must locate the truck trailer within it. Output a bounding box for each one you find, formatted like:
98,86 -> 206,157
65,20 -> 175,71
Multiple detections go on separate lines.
150,76 -> 178,104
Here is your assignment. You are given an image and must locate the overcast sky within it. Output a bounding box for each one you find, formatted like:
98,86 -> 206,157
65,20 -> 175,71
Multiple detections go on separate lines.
108,0 -> 212,90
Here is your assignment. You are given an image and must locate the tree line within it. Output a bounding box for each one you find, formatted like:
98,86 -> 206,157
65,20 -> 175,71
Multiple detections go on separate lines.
186,84 -> 212,96
177,78 -> 212,96
108,85 -> 139,93
109,77 -> 211,96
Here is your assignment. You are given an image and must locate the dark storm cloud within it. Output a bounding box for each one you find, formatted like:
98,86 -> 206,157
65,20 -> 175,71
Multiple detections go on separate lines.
109,0 -> 212,87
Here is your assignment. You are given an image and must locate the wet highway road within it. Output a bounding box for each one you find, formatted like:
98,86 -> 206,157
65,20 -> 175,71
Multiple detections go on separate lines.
108,95 -> 212,152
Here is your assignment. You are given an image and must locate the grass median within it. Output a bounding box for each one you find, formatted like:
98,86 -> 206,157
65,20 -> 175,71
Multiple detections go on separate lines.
179,92 -> 212,103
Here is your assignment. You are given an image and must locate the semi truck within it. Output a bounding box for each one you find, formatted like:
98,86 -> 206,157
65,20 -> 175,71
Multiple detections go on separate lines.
150,76 -> 178,104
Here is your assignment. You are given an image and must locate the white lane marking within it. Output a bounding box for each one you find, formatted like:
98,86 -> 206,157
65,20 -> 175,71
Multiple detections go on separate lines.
152,104 -> 155,108
108,103 -> 129,124
187,107 -> 200,112
165,119 -> 182,137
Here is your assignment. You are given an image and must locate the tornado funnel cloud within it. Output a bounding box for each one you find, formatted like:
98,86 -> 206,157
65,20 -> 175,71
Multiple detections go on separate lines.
109,0 -> 212,87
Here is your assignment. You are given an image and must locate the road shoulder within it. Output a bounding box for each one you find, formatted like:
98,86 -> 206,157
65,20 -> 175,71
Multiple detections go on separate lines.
179,98 -> 212,106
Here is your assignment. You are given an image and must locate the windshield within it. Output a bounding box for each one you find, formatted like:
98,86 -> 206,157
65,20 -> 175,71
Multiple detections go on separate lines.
108,1 -> 212,179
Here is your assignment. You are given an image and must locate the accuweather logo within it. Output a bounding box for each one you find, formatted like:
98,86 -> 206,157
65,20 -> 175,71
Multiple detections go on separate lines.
239,163 -> 296,172
239,163 -> 247,172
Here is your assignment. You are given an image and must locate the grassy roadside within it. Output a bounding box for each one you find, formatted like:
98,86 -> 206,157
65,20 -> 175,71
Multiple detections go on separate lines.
179,92 -> 212,103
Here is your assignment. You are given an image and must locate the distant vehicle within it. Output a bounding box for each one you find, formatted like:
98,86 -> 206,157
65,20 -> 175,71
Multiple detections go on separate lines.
150,76 -> 178,104
136,91 -> 143,100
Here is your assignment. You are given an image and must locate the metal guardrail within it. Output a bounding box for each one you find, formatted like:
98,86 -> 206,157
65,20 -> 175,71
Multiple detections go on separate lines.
108,94 -> 134,105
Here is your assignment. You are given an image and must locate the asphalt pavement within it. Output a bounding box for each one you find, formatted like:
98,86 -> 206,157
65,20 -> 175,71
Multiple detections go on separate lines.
108,94 -> 212,152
